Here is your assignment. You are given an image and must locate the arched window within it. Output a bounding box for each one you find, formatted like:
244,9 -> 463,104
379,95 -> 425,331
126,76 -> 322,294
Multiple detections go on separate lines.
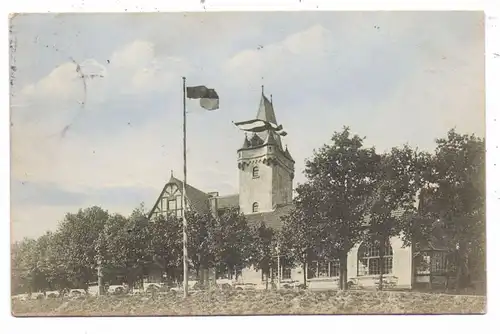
252,202 -> 259,213
252,166 -> 259,178
357,240 -> 393,276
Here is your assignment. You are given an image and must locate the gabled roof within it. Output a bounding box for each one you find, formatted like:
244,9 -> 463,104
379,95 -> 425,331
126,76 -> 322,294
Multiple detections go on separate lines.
245,204 -> 294,230
148,176 -> 209,218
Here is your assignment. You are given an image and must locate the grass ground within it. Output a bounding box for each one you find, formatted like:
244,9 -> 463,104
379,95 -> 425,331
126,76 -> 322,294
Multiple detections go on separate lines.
12,290 -> 486,316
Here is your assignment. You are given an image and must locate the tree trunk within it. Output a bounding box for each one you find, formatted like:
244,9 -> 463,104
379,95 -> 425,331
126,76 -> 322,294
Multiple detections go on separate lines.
379,240 -> 384,291
428,253 -> 433,290
455,244 -> 468,292
302,261 -> 307,287
265,268 -> 269,290
339,252 -> 348,290
339,267 -> 344,290
97,264 -> 105,296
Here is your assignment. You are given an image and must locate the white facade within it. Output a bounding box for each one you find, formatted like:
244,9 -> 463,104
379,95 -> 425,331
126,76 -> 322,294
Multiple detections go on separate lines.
237,234 -> 413,290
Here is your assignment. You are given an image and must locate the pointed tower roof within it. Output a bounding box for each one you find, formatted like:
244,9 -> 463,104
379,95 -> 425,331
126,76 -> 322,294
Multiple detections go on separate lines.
242,134 -> 251,149
249,132 -> 264,146
264,130 -> 279,146
255,91 -> 282,149
256,93 -> 277,125
284,145 -> 295,162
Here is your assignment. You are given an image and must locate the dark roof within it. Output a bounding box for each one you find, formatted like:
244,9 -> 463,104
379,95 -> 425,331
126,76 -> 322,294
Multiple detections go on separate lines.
414,223 -> 453,252
249,133 -> 264,146
256,93 -> 277,124
149,176 -> 209,218
284,146 -> 294,162
415,238 -> 451,252
264,131 -> 279,146
216,194 -> 239,209
242,135 -> 251,149
245,204 -> 294,230
255,93 -> 283,149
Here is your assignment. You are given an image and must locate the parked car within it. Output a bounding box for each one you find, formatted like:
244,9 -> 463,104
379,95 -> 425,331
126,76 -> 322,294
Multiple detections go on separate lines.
108,285 -> 129,295
30,292 -> 45,300
45,290 -> 60,298
233,283 -> 258,290
11,294 -> 29,301
68,289 -> 87,299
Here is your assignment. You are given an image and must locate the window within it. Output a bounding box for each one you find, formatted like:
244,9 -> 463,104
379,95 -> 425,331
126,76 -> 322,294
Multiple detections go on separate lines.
415,254 -> 431,274
431,252 -> 447,274
282,267 -> 292,280
357,240 -> 393,276
252,166 -> 259,178
308,260 -> 340,278
252,202 -> 259,213
416,252 -> 447,274
270,266 -> 292,280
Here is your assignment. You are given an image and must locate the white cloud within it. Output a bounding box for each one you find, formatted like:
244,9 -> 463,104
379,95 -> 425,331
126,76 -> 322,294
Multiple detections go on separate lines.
15,39 -> 193,107
225,24 -> 334,84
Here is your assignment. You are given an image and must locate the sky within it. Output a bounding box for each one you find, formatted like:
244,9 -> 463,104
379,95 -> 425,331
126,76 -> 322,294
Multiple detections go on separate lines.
9,11 -> 485,241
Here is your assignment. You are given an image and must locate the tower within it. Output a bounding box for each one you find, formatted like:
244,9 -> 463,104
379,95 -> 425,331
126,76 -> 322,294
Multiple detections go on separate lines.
237,92 -> 295,215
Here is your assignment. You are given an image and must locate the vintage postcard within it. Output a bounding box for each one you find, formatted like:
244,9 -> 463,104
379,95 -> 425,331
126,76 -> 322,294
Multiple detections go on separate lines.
9,11 -> 486,316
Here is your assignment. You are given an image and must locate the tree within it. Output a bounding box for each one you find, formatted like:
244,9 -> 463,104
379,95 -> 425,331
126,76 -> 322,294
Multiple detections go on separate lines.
280,183 -> 323,287
299,127 -> 381,290
208,208 -> 253,279
104,210 -> 151,287
249,222 -> 275,289
56,206 -> 109,290
186,211 -> 214,286
364,145 -> 429,290
41,231 -> 74,293
426,129 -> 485,290
148,214 -> 183,284
11,237 -> 39,295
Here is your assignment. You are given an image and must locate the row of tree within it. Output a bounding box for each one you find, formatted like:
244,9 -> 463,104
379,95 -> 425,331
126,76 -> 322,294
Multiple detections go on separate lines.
11,127 -> 485,295
11,205 -> 260,294
280,127 -> 485,291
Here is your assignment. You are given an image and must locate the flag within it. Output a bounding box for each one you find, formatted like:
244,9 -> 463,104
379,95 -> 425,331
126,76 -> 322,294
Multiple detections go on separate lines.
234,119 -> 283,133
186,85 -> 219,111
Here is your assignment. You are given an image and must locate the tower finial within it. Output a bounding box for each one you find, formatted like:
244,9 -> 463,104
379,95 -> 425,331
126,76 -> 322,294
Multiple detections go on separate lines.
261,84 -> 264,95
270,94 -> 273,103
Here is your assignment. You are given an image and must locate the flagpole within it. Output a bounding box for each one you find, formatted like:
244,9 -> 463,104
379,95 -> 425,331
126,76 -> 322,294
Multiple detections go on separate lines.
182,76 -> 189,298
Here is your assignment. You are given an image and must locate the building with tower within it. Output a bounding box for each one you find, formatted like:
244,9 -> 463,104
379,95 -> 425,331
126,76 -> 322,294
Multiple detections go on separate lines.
147,91 -> 449,290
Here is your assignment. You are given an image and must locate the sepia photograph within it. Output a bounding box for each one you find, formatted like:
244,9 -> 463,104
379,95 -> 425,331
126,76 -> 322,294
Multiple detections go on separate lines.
9,10 -> 486,316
